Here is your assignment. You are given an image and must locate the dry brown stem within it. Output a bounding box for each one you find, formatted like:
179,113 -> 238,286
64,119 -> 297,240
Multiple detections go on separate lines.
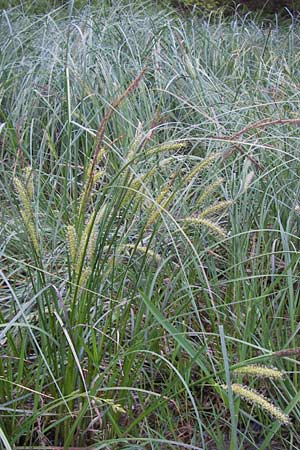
85,67 -> 146,202
210,117 -> 300,170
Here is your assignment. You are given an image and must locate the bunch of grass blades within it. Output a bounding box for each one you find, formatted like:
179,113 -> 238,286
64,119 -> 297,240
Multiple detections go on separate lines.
1,65 -> 231,450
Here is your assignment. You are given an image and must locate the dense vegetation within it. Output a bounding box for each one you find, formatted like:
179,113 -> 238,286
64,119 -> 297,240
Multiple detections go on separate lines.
178,0 -> 300,13
1,0 -> 300,14
1,1 -> 300,449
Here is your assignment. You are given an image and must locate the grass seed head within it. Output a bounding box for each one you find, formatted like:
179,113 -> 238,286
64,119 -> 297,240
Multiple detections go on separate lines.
198,200 -> 233,219
66,225 -> 77,267
14,177 -> 39,255
196,177 -> 224,206
182,217 -> 226,238
222,383 -> 290,425
233,365 -> 284,380
23,166 -> 34,200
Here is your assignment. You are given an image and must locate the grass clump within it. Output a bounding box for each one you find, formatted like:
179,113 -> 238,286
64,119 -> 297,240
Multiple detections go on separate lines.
0,0 -> 98,14
1,1 -> 300,449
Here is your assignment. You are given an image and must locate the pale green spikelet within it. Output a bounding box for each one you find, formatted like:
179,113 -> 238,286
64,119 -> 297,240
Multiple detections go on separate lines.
76,211 -> 96,273
185,56 -> 196,80
222,383 -> 290,425
182,153 -> 220,186
124,244 -> 162,263
233,365 -> 284,380
199,200 -> 233,219
143,167 -> 156,180
240,171 -> 255,194
66,225 -> 77,267
196,177 -> 223,206
14,177 -> 32,219
76,267 -> 91,291
87,204 -> 106,261
20,209 -> 40,255
93,170 -> 104,184
98,397 -> 126,414
182,217 -> 226,238
23,166 -> 34,200
14,177 -> 39,255
159,191 -> 176,216
110,402 -> 126,414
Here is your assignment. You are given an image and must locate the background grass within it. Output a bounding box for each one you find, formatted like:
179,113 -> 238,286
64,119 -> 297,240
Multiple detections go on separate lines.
1,1 -> 300,449
0,0 -> 101,13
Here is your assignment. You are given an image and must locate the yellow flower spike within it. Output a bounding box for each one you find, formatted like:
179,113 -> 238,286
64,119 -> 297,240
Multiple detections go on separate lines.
77,267 -> 91,290
87,204 -> 106,261
23,166 -> 34,200
14,177 -> 39,255
222,384 -> 290,425
20,209 -> 40,255
93,170 -> 104,184
198,200 -> 233,219
76,211 -> 96,274
233,365 -> 284,380
14,177 -> 32,219
182,217 -> 226,238
66,225 -> 77,268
